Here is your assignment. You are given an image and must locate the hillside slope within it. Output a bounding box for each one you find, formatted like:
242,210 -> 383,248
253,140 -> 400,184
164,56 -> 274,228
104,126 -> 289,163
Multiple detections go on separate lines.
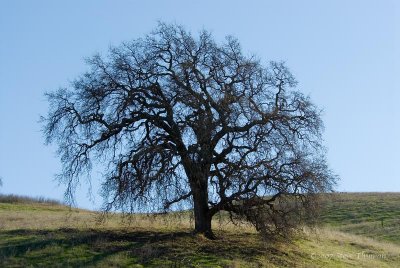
0,193 -> 399,267
320,192 -> 400,244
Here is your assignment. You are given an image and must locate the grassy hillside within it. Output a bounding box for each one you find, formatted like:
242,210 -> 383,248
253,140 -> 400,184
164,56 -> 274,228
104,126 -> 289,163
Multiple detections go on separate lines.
320,192 -> 400,244
0,193 -> 400,267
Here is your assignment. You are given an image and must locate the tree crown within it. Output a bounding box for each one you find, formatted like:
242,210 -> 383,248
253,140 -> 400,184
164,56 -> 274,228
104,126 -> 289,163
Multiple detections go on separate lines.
43,23 -> 336,237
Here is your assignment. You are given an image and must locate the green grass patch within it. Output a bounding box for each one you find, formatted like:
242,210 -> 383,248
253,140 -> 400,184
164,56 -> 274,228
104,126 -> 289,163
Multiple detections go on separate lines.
0,228 -> 275,267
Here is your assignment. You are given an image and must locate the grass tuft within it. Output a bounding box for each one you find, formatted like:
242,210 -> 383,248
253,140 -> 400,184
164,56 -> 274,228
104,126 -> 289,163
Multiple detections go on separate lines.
0,194 -> 63,206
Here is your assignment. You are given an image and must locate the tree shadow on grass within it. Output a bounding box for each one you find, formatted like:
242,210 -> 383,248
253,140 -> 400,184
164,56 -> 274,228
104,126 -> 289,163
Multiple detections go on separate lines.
0,228 -> 191,266
0,228 -> 286,267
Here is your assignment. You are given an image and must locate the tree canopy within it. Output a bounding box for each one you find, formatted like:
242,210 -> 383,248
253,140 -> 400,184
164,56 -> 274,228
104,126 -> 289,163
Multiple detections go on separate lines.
42,23 -> 336,238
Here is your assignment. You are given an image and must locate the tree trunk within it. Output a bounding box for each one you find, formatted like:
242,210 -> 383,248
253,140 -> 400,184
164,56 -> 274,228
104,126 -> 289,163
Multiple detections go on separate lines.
191,178 -> 214,239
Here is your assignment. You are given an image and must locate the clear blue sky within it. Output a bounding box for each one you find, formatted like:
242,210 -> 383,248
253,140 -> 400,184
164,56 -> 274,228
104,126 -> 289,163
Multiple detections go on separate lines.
0,1 -> 399,209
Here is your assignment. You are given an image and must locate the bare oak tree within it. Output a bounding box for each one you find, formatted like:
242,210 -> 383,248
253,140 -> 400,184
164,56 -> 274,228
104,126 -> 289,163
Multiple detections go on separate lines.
42,23 -> 336,239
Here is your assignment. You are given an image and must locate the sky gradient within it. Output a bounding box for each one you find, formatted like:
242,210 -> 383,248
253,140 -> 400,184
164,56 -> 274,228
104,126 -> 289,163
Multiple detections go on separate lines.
0,1 -> 399,209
